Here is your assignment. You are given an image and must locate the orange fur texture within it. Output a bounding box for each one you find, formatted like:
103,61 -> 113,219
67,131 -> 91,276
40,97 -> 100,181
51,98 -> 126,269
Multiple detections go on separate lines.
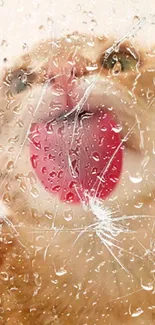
0,34 -> 155,324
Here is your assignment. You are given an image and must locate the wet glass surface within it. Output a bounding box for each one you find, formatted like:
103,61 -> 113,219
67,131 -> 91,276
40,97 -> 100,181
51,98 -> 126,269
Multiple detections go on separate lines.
0,1 -> 155,324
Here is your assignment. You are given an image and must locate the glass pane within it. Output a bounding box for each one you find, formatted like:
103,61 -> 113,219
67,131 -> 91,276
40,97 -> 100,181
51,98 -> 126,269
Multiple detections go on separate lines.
0,1 -> 155,324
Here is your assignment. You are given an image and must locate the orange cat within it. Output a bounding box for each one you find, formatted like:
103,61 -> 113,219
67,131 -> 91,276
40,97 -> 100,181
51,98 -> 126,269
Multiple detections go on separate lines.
0,31 -> 155,324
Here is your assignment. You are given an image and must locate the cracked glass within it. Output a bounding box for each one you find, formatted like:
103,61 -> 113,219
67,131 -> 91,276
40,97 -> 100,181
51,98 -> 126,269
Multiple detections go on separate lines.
0,1 -> 155,324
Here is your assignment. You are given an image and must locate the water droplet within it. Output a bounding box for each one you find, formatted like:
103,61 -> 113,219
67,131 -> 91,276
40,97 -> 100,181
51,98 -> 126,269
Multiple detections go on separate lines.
91,167 -> 98,175
112,61 -> 122,75
39,25 -> 44,30
53,315 -> 59,323
42,167 -> 47,174
98,137 -> 105,146
0,272 -> 8,281
3,193 -> 11,204
88,11 -> 93,17
6,161 -> 14,171
52,185 -> 60,192
58,170 -> 63,178
30,155 -> 38,169
109,175 -> 119,183
31,208 -> 38,220
13,104 -> 22,114
34,272 -> 42,286
64,210 -> 73,221
112,124 -> 122,133
51,279 -> 58,284
133,15 -> 140,24
48,154 -> 55,161
20,180 -> 27,192
131,307 -> 144,318
83,10 -> 88,19
101,126 -> 107,132
30,307 -> 36,313
46,121 -> 53,134
66,192 -> 74,203
92,152 -> 100,162
16,119 -> 24,128
23,273 -> 29,283
86,64 -> 98,72
129,174 -> 142,184
9,135 -> 19,144
55,267 -> 67,276
30,187 -> 39,198
8,147 -> 14,153
146,88 -> 154,99
58,125 -> 65,136
66,35 -> 72,43
90,19 -> 97,28
134,202 -> 144,209
22,43 -> 28,51
47,16 -> 54,25
44,146 -> 49,152
15,173 -> 23,181
0,145 -> 4,152
76,4 -> 82,12
71,159 -> 77,170
141,280 -> 153,291
28,104 -> 34,115
49,171 -> 57,178
44,211 -> 53,220
1,39 -> 8,47
69,181 -> 77,189
27,171 -> 36,185
87,40 -> 95,47
33,140 -> 41,150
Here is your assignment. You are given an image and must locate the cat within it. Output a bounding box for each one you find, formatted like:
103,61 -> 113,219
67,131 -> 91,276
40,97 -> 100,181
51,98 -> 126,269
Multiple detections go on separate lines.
0,20 -> 155,325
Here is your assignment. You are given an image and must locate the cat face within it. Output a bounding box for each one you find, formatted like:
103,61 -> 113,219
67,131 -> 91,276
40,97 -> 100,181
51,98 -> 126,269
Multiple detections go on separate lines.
0,2 -> 155,325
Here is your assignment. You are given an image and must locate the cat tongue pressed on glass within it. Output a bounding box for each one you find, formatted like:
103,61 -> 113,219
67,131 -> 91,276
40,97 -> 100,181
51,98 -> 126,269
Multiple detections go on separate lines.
30,109 -> 123,204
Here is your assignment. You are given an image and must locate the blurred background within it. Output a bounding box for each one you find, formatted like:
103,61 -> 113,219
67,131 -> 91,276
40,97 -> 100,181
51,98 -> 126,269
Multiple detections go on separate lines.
0,0 -> 155,67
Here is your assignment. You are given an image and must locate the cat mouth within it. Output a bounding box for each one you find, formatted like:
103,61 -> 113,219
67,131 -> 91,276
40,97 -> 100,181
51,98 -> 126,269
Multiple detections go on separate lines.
29,99 -> 123,204
27,67 -> 155,208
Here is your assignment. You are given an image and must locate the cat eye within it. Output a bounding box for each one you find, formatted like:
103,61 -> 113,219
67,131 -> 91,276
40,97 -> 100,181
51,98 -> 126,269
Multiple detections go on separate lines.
102,50 -> 138,73
6,69 -> 35,95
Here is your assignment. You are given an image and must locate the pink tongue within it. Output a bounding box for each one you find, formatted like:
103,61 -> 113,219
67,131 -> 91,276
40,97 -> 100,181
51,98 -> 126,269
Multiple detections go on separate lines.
29,110 -> 123,204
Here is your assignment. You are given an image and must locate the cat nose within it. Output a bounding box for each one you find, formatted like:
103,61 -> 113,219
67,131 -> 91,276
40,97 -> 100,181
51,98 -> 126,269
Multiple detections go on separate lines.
47,54 -> 87,87
45,46 -> 90,116
41,35 -> 102,119
46,35 -> 98,84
